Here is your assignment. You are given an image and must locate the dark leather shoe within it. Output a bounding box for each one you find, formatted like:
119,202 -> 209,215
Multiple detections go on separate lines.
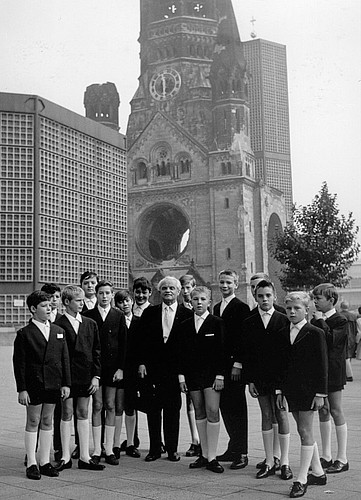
185,443 -> 201,457
145,452 -> 161,462
256,463 -> 276,479
71,445 -> 80,459
126,445 -> 140,458
307,473 -> 327,485
78,458 -> 105,470
206,459 -> 224,473
216,450 -> 234,462
54,449 -> 62,462
39,463 -> 59,477
113,447 -> 121,460
280,464 -> 293,480
230,455 -> 248,470
105,453 -> 119,465
120,440 -> 127,452
55,459 -> 72,471
189,456 -> 208,469
320,457 -> 333,469
91,454 -> 101,464
24,454 -> 27,467
256,456 -> 280,470
26,464 -> 41,480
326,460 -> 349,473
160,442 -> 166,454
290,481 -> 307,498
167,452 -> 180,462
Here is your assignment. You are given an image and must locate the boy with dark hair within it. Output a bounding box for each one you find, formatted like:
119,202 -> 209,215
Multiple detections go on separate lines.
40,283 -> 62,323
132,277 -> 152,317
278,291 -> 328,498
311,283 -> 349,473
80,271 -> 99,312
13,291 -> 71,480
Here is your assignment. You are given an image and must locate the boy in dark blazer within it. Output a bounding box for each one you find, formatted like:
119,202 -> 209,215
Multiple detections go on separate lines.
83,280 -> 127,466
13,290 -> 71,480
213,269 -> 250,470
80,271 -> 99,312
55,286 -> 104,471
178,286 -> 226,473
243,279 -> 293,480
311,283 -> 349,473
138,276 -> 193,462
277,291 -> 328,498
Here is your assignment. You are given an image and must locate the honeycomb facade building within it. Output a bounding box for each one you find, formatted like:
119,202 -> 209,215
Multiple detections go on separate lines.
0,92 -> 127,326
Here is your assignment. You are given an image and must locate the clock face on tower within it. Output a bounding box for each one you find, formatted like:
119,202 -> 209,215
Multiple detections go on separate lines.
149,68 -> 181,101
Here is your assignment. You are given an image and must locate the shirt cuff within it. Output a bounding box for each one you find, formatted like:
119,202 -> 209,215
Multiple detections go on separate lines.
233,362 -> 242,369
315,393 -> 327,398
275,389 -> 282,395
216,375 -> 224,380
178,374 -> 185,383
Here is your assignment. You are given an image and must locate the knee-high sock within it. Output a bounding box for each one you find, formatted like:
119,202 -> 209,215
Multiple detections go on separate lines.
125,414 -> 136,447
60,420 -> 71,463
335,423 -> 348,463
207,421 -> 220,462
311,442 -> 324,476
278,433 -> 290,466
262,429 -> 274,466
25,430 -> 38,467
104,425 -> 115,456
187,408 -> 199,444
113,415 -> 123,448
38,429 -> 53,466
297,445 -> 314,485
195,418 -> 208,459
319,420 -> 332,461
77,418 -> 91,462
272,423 -> 281,459
92,425 -> 102,456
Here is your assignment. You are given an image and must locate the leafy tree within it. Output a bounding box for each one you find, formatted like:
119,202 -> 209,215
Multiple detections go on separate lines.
271,182 -> 360,290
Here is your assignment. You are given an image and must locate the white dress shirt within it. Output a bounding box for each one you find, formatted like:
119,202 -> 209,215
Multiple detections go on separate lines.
84,296 -> 97,310
64,312 -> 83,334
162,302 -> 177,342
98,304 -> 111,321
194,310 -> 209,332
290,318 -> 307,344
220,294 -> 235,316
32,318 -> 50,342
258,306 -> 275,328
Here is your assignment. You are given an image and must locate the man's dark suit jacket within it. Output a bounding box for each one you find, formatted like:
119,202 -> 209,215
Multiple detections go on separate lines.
280,322 -> 328,401
55,314 -> 101,385
213,297 -> 250,368
138,303 -> 193,382
177,313 -> 226,381
242,308 -> 289,386
311,312 -> 348,391
13,321 -> 71,393
82,307 -> 127,382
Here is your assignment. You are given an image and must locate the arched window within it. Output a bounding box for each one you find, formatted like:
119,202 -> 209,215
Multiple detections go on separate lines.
152,143 -> 172,177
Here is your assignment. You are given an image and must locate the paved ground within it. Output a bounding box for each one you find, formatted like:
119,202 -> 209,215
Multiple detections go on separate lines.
0,343 -> 360,500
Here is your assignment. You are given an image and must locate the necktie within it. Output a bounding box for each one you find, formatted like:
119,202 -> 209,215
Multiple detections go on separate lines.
262,312 -> 270,328
220,300 -> 227,316
195,316 -> 203,333
290,326 -> 298,344
163,306 -> 171,342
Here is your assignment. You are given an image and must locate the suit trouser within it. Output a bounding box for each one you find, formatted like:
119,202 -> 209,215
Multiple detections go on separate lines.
146,380 -> 181,454
220,377 -> 248,455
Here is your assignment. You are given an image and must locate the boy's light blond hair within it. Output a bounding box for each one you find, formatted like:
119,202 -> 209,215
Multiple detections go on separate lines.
284,291 -> 310,308
191,286 -> 211,300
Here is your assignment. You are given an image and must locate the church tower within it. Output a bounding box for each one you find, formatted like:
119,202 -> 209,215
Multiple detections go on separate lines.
127,0 -> 286,301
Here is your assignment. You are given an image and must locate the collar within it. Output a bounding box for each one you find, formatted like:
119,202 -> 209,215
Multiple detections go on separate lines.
84,296 -> 97,306
324,308 -> 336,319
222,294 -> 235,304
290,318 -> 307,331
65,312 -> 83,323
98,304 -> 111,315
32,318 -> 50,329
134,302 -> 149,311
162,302 -> 177,312
194,310 -> 210,322
258,306 -> 275,317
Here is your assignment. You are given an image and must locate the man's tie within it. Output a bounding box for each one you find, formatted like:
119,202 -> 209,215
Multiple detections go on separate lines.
290,326 -> 298,344
195,316 -> 203,333
220,299 -> 227,316
163,305 -> 171,342
262,312 -> 271,328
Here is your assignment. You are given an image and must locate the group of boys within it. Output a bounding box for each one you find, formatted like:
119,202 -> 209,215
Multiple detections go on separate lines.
13,269 -> 349,499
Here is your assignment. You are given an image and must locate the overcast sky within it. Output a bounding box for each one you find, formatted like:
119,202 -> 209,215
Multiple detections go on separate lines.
1,0 -> 360,241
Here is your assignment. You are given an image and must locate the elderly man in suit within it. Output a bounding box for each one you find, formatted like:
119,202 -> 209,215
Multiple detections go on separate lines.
138,276 -> 193,462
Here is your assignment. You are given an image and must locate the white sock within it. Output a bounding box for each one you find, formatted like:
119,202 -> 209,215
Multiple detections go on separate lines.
113,415 -> 123,448
319,420 -> 332,461
104,425 -> 115,456
38,429 -> 53,466
272,423 -> 281,459
77,419 -> 91,462
187,408 -> 199,444
60,420 -> 71,462
25,430 -> 38,467
279,433 -> 290,466
311,442 -> 324,476
206,421 -> 220,462
92,425 -> 102,456
262,429 -> 274,466
125,414 -> 136,447
195,418 -> 208,459
335,423 -> 348,463
297,445 -> 314,485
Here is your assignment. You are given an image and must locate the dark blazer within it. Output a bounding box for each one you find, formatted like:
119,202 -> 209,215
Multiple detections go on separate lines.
13,321 -> 71,393
311,312 -> 348,390
177,313 -> 226,380
138,303 -> 193,382
242,308 -> 289,386
82,307 -> 127,378
213,297 -> 250,366
55,314 -> 101,385
280,322 -> 328,400
124,315 -> 141,376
